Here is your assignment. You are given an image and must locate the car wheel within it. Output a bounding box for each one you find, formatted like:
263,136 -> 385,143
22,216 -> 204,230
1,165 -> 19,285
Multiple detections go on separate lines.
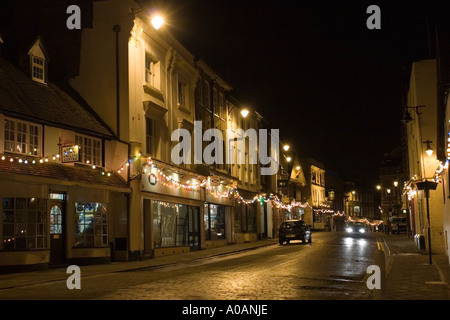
308,236 -> 312,243
279,239 -> 284,245
286,240 -> 290,244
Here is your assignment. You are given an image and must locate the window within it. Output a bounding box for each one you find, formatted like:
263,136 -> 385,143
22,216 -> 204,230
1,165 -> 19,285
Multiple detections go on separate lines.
178,79 -> 187,108
197,79 -> 203,105
75,202 -> 108,247
1,198 -> 47,250
153,201 -> 189,247
4,118 -> 40,156
31,56 -> 46,83
218,93 -> 224,118
204,81 -> 210,110
145,54 -> 161,89
204,204 -> 225,240
146,118 -> 154,156
75,134 -> 102,166
213,88 -> 217,114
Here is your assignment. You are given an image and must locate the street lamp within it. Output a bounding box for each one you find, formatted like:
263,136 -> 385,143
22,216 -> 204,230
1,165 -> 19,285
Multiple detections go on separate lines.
283,145 -> 290,152
240,109 -> 249,118
415,180 -> 438,264
424,140 -> 433,157
151,15 -> 164,29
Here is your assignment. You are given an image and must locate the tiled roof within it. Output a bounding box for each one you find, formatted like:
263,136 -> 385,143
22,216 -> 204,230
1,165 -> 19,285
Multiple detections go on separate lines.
0,158 -> 129,191
0,56 -> 113,138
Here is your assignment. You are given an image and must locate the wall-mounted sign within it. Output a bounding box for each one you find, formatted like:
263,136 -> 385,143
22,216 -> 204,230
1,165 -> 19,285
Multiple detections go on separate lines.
210,175 -> 220,187
61,145 -> 80,163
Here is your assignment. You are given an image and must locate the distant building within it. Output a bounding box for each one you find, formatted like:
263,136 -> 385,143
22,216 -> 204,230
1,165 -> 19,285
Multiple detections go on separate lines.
299,158 -> 327,230
378,147 -> 406,226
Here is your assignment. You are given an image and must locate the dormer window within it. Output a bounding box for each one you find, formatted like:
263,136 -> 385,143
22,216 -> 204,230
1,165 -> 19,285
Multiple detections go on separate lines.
28,37 -> 49,84
31,56 -> 45,83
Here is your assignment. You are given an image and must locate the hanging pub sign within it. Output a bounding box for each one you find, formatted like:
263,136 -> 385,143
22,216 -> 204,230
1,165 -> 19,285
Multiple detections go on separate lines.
61,145 -> 80,163
210,175 -> 220,187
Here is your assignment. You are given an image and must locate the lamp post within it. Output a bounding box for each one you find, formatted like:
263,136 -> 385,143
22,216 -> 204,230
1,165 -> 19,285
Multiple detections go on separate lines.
415,180 -> 438,265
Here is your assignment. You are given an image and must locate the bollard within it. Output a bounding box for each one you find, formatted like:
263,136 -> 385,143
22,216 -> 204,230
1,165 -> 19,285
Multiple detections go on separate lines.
373,249 -> 386,300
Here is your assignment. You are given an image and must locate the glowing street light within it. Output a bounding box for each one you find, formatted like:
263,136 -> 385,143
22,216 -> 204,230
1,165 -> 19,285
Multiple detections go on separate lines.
240,109 -> 249,118
283,145 -> 290,151
151,15 -> 164,30
376,185 -> 381,190
424,140 -> 433,157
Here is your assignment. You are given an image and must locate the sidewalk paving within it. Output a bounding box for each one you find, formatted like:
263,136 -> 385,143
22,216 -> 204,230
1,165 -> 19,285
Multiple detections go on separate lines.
379,233 -> 450,300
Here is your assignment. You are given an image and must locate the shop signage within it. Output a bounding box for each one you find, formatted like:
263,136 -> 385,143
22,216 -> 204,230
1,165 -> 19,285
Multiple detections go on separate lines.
210,175 -> 220,187
61,145 -> 80,163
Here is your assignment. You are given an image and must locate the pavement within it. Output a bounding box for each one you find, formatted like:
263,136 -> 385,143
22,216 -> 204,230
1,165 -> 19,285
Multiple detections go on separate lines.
378,233 -> 450,300
0,233 -> 449,300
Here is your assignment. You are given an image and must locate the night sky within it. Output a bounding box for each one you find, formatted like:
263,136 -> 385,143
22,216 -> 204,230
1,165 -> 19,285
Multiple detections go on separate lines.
1,0 -> 449,186
142,0 -> 450,185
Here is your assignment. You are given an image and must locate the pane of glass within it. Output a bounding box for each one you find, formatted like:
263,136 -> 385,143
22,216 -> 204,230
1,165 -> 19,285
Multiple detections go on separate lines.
2,224 -> 14,236
37,223 -> 45,235
27,211 -> 36,223
15,237 -> 26,249
2,211 -> 14,223
16,198 -> 27,210
27,224 -> 36,235
15,211 -> 26,223
27,237 -> 36,249
27,198 -> 37,210
3,198 -> 14,210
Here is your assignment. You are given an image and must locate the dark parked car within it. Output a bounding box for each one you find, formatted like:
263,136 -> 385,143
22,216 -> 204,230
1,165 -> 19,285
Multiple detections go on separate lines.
279,220 -> 312,244
345,222 -> 369,237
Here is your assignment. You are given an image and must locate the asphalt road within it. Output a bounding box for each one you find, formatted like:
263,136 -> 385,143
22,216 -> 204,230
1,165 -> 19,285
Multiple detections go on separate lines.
0,232 -> 377,300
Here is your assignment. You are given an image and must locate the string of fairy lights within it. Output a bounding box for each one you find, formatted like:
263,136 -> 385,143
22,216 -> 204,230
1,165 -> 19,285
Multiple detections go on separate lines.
1,150 -> 345,216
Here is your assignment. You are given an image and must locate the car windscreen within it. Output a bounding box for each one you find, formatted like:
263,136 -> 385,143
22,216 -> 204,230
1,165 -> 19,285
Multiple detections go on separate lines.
281,221 -> 302,228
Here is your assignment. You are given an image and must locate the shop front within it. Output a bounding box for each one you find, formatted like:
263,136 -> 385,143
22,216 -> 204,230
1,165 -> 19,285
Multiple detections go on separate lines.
141,161 -> 203,257
0,163 -> 130,273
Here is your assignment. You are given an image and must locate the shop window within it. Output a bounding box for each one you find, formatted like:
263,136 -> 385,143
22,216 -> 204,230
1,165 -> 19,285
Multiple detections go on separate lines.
74,203 -> 108,247
204,204 -> 225,240
3,118 -> 40,156
1,197 -> 47,250
153,201 -> 189,247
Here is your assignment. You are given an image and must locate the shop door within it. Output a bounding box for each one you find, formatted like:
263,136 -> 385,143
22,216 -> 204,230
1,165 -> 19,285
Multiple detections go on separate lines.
188,206 -> 201,250
49,201 -> 66,265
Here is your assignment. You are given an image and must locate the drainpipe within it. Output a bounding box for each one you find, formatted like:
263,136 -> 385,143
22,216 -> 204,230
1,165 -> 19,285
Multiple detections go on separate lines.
113,25 -> 121,140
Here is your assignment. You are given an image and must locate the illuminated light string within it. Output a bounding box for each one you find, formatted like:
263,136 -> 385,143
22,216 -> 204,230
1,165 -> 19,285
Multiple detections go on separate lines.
402,160 -> 448,200
0,152 -> 130,178
143,157 -> 347,214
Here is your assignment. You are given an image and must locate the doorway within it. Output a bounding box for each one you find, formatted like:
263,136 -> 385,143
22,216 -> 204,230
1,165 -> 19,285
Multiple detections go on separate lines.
49,199 -> 66,265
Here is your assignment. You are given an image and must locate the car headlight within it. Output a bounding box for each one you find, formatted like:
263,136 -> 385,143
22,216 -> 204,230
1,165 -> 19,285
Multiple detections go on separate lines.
359,228 -> 365,233
346,227 -> 353,233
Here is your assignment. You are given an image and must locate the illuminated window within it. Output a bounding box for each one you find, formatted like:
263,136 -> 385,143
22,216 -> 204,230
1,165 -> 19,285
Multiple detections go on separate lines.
74,202 -> 108,247
3,117 -> 40,156
31,56 -> 46,84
